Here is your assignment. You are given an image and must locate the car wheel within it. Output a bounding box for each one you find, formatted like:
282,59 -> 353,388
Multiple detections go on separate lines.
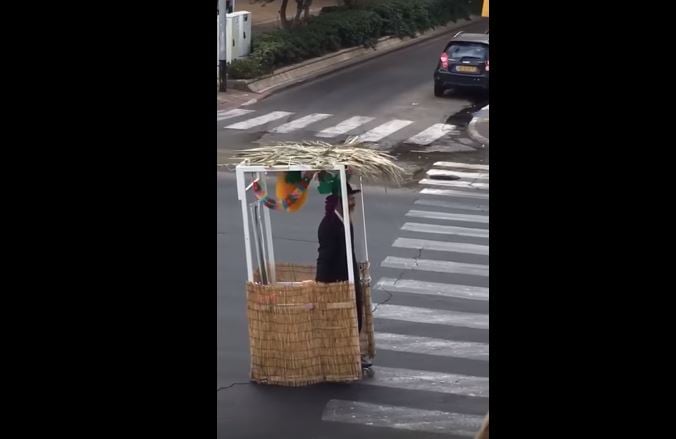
434,83 -> 445,97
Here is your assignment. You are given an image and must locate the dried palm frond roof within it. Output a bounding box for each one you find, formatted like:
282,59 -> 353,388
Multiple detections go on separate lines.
232,139 -> 407,183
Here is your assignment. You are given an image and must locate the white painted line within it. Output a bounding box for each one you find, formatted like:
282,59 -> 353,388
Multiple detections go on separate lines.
433,161 -> 489,171
358,119 -> 413,142
406,210 -> 489,224
376,277 -> 489,301
420,188 -> 489,200
376,333 -> 489,361
393,237 -> 489,255
419,178 -> 489,190
225,111 -> 294,129
269,113 -> 332,133
359,366 -> 489,395
375,304 -> 488,329
217,109 -> 255,121
414,198 -> 489,212
382,256 -> 488,277
401,222 -> 489,239
322,400 -> 485,436
316,116 -> 375,138
426,169 -> 489,180
405,123 -> 457,145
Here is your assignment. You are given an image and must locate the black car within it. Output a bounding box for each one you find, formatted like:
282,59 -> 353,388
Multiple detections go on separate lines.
434,32 -> 489,96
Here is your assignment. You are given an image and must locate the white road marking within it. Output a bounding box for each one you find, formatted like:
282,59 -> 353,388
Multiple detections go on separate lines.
414,198 -> 489,212
405,124 -> 457,145
375,304 -> 489,329
359,366 -> 489,396
376,333 -> 489,361
393,237 -> 489,255
433,161 -> 489,171
322,400 -> 485,436
426,169 -> 489,180
358,119 -> 413,142
406,210 -> 489,224
376,277 -> 489,301
269,113 -> 332,133
225,111 -> 294,129
381,256 -> 488,277
217,109 -> 255,121
316,116 -> 375,137
401,222 -> 489,239
419,178 -> 489,190
420,188 -> 489,200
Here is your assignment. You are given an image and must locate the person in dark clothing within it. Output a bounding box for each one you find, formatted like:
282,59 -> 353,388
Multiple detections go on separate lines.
316,183 -> 368,366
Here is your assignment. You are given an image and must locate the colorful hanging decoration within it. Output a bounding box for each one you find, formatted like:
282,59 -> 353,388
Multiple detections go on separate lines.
252,171 -> 313,212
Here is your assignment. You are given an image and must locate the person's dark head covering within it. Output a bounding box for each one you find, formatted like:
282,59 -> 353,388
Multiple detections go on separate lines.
332,182 -> 360,196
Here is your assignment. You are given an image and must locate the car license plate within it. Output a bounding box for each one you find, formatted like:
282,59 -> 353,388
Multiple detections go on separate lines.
456,66 -> 478,73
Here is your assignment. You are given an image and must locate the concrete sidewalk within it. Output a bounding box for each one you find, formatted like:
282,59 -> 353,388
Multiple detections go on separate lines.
217,89 -> 260,110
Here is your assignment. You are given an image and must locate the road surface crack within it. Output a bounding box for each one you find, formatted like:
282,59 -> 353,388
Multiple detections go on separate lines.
372,248 -> 422,313
217,382 -> 251,392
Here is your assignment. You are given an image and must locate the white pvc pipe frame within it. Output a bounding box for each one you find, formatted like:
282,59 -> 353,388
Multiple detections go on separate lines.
236,164 -> 366,285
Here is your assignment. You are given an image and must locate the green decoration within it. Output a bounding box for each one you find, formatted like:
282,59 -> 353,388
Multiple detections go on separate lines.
284,171 -> 302,184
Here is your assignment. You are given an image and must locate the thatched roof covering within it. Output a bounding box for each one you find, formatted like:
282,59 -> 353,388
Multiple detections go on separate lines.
232,139 -> 407,183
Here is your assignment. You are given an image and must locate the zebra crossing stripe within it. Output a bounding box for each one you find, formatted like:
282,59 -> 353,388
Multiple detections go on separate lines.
406,209 -> 489,224
225,111 -> 294,129
376,277 -> 489,301
405,123 -> 457,145
393,237 -> 489,255
269,113 -> 332,133
420,178 -> 489,190
401,222 -> 489,239
374,304 -> 489,329
321,400 -> 485,436
426,169 -> 489,180
357,366 -> 489,396
358,119 -> 413,142
217,109 -> 255,121
414,198 -> 489,212
381,256 -> 488,277
420,188 -> 489,200
316,116 -> 375,138
376,333 -> 489,361
433,161 -> 489,171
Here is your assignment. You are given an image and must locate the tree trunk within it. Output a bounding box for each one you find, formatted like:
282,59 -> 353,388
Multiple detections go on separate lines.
293,0 -> 303,26
302,0 -> 312,22
279,0 -> 291,29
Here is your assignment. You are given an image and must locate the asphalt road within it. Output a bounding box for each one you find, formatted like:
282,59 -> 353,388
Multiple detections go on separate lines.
218,18 -> 489,438
218,163 -> 489,438
218,19 -> 489,172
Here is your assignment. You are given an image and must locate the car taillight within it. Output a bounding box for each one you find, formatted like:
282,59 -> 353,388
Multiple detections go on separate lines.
440,52 -> 448,70
485,59 -> 489,72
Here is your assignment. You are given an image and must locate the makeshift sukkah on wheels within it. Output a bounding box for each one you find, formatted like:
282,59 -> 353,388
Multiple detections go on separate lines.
233,140 -> 406,387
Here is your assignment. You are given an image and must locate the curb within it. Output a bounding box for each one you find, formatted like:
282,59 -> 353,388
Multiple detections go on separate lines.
468,117 -> 489,146
228,15 -> 484,96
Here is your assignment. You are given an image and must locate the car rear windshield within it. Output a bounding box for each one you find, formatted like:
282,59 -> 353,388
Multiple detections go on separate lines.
446,43 -> 488,61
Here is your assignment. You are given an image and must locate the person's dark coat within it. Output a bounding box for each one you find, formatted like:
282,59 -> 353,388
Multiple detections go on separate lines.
316,208 -> 363,332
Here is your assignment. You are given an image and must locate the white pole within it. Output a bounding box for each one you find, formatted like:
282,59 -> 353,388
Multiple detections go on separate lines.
339,166 -> 355,285
259,173 -> 276,283
359,176 -> 369,263
236,168 -> 254,282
